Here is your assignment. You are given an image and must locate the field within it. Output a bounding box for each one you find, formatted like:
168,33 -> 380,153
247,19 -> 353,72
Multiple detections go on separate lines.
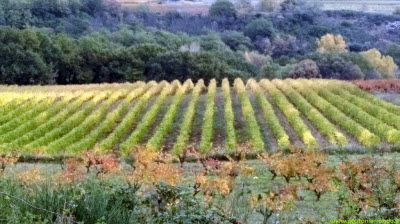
4,79 -> 400,223
1,79 -> 400,159
118,0 -> 400,14
320,0 -> 400,13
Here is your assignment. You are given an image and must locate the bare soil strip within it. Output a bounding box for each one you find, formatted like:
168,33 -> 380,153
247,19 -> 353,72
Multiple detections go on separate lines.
113,96 -> 157,150
299,113 -> 331,148
211,88 -> 226,151
231,90 -> 250,144
188,92 -> 207,149
263,90 -> 304,147
162,94 -> 191,151
139,95 -> 173,144
248,90 -> 277,151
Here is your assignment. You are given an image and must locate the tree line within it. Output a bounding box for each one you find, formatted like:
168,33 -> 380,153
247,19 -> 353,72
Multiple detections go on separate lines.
1,0 -> 400,85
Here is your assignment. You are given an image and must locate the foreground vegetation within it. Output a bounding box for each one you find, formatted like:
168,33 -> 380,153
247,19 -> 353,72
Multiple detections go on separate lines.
2,148 -> 400,223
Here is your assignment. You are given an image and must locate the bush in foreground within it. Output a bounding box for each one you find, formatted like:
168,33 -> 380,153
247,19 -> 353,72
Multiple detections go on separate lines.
2,148 -> 400,223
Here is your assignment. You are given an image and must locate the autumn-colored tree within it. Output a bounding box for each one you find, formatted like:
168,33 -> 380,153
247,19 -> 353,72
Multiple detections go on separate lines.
317,34 -> 348,53
288,59 -> 321,79
16,166 -> 42,185
294,149 -> 335,201
360,48 -> 398,78
261,148 -> 335,201
260,148 -> 320,183
81,151 -> 121,177
251,184 -> 298,223
336,157 -> 381,218
0,154 -> 18,173
60,158 -> 86,183
194,155 -> 253,203
128,146 -> 182,186
244,51 -> 270,68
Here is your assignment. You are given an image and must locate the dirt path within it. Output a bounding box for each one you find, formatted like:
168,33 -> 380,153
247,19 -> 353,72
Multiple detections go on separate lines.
263,91 -> 304,147
162,94 -> 191,151
113,96 -> 157,150
188,92 -> 207,149
139,95 -> 173,144
211,88 -> 226,152
231,91 -> 250,145
299,114 -> 331,148
248,90 -> 277,152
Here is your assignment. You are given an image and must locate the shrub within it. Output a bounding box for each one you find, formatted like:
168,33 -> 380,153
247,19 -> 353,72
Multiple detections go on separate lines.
261,60 -> 293,79
261,60 -> 281,79
308,25 -> 330,38
253,37 -> 271,54
221,31 -> 252,51
288,59 -> 321,79
0,177 -> 234,223
340,52 -> 378,78
198,31 -> 229,52
386,43 -> 400,65
316,34 -> 348,54
270,34 -> 299,58
145,51 -> 231,82
361,48 -> 398,78
127,43 -> 166,63
308,53 -> 365,80
244,51 -> 270,68
244,18 -> 276,41
209,0 -> 237,18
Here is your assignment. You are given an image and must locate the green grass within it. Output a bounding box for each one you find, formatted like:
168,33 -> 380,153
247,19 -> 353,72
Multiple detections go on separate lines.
6,152 -> 400,223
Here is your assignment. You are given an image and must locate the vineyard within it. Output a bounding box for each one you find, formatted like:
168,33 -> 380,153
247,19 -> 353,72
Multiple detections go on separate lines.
0,79 -> 399,157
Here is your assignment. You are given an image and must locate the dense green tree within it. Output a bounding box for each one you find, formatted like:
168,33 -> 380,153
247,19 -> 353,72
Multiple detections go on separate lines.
0,0 -> 32,28
209,0 -> 237,18
386,43 -> 400,65
0,27 -> 55,84
128,43 -> 166,63
78,33 -> 143,83
146,51 -> 237,82
307,53 -> 365,80
288,59 -> 321,79
221,31 -> 252,51
244,18 -> 276,41
340,52 -> 379,78
30,0 -> 71,20
261,60 -> 293,79
51,34 -> 86,84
